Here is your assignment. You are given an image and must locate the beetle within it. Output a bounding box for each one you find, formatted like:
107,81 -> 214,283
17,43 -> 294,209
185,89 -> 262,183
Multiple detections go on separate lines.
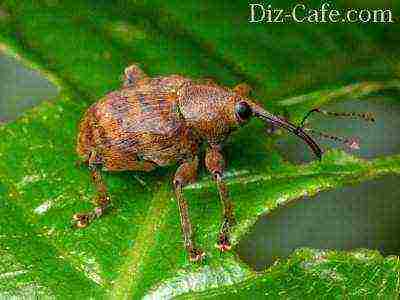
73,64 -> 331,262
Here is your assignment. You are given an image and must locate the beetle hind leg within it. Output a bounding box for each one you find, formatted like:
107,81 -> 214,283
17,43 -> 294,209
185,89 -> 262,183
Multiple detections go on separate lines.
72,151 -> 111,228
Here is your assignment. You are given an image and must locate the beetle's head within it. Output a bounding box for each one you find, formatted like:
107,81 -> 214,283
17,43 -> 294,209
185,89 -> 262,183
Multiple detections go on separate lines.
178,83 -> 321,159
180,82 -> 371,159
231,98 -> 323,160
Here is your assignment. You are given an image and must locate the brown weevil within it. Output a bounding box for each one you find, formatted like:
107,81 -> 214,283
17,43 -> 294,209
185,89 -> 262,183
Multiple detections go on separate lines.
73,64 -> 373,261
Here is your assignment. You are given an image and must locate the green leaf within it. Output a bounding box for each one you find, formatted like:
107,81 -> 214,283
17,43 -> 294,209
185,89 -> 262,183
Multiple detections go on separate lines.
176,249 -> 400,299
0,1 -> 399,299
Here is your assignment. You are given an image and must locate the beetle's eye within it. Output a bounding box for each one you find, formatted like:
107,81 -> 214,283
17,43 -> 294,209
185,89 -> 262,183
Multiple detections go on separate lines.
235,101 -> 252,122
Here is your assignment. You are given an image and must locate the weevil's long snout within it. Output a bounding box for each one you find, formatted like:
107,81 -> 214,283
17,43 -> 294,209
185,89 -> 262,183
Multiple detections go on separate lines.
249,103 -> 323,160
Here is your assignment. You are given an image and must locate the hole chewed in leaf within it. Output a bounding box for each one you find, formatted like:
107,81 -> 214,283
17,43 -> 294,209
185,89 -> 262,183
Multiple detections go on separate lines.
0,52 -> 59,123
237,175 -> 400,271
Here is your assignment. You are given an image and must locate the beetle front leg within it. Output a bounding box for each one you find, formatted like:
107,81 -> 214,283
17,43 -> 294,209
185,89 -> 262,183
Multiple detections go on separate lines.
72,152 -> 111,228
173,157 -> 205,262
205,146 -> 236,252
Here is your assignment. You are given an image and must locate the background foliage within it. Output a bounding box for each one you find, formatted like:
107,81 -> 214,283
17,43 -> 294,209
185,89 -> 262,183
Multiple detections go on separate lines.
0,1 -> 399,298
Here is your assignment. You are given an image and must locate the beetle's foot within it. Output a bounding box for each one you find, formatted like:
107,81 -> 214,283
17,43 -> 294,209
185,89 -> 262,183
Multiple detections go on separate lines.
217,233 -> 231,252
189,248 -> 205,262
72,213 -> 91,228
72,204 -> 107,228
216,217 -> 234,251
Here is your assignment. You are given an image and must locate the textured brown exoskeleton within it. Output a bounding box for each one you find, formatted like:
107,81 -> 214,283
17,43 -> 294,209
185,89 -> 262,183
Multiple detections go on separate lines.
73,64 -> 369,261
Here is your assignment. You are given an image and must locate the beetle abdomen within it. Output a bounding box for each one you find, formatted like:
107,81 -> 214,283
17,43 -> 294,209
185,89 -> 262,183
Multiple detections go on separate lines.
76,103 -> 98,161
76,76 -> 199,170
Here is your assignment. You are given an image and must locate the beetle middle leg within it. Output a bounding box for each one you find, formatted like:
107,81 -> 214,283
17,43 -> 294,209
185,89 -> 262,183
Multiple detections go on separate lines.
72,151 -> 111,228
205,146 -> 236,252
173,157 -> 205,262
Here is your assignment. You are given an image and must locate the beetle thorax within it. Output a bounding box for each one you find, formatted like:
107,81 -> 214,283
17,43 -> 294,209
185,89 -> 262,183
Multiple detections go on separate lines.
177,83 -> 239,144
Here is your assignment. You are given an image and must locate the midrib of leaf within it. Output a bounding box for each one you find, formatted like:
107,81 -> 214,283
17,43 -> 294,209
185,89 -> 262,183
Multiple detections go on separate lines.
109,183 -> 173,299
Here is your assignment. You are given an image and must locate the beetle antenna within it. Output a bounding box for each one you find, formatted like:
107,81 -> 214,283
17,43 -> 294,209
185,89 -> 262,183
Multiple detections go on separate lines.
300,108 -> 375,128
304,127 -> 360,150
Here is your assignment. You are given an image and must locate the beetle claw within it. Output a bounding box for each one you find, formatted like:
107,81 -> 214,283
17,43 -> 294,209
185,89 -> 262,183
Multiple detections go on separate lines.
189,249 -> 205,262
217,233 -> 231,252
72,213 -> 90,228
217,242 -> 231,252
